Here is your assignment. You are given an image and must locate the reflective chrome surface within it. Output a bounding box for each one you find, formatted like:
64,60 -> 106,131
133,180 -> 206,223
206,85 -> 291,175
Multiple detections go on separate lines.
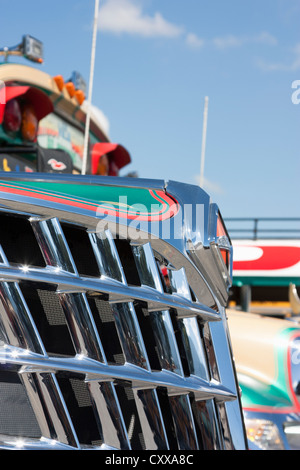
0,173 -> 247,450
31,217 -> 78,274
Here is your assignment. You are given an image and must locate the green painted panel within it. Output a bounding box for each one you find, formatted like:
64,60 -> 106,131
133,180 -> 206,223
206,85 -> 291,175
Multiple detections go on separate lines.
0,179 -> 178,221
233,276 -> 300,287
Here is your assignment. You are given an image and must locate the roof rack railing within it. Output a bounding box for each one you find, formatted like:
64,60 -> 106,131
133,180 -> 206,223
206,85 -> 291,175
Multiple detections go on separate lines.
224,217 -> 300,240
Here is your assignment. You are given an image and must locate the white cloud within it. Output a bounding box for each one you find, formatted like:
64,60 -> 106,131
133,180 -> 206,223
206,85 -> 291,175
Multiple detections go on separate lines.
97,1 -> 278,59
255,32 -> 278,46
213,34 -> 243,49
213,32 -> 277,49
256,43 -> 300,71
186,33 -> 204,49
98,0 -> 184,38
195,174 -> 225,195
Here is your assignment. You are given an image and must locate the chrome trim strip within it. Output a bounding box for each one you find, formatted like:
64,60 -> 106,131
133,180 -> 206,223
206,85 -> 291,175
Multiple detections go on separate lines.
0,265 -> 219,322
0,436 -> 78,450
0,350 -> 236,402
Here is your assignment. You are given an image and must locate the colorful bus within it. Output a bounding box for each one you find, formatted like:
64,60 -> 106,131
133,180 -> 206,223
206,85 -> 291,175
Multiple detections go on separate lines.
226,218 -> 300,450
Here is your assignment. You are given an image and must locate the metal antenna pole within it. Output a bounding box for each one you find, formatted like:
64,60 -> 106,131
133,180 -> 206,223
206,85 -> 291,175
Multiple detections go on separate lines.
199,96 -> 209,188
82,0 -> 100,175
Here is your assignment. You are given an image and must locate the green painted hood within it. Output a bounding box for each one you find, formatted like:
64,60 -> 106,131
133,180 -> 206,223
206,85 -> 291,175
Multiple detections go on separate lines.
0,177 -> 178,222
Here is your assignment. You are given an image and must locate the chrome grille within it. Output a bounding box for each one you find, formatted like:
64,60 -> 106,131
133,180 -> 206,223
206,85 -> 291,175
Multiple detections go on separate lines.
0,182 -> 245,450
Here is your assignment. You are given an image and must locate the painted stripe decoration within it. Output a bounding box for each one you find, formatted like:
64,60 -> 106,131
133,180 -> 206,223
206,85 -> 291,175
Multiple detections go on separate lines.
0,180 -> 178,222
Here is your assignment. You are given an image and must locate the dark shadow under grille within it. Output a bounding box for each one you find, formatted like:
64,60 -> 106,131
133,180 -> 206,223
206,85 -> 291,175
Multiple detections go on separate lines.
87,296 -> 125,365
56,373 -> 102,447
115,382 -> 145,450
19,282 -> 76,358
0,213 -> 45,267
134,302 -> 162,372
156,388 -> 179,450
114,239 -> 141,286
61,224 -> 100,277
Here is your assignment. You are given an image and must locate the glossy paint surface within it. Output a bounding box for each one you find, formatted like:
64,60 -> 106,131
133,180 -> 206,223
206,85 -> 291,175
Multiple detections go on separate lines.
0,178 -> 178,221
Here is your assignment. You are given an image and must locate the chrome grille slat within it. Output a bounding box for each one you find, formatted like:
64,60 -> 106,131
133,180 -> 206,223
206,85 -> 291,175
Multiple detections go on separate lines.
111,302 -> 150,369
132,387 -> 169,450
0,351 -> 236,400
0,183 -> 246,450
0,282 -> 45,355
88,230 -> 126,283
87,380 -> 131,450
30,217 -> 78,274
178,317 -> 210,379
0,245 -> 9,265
148,309 -> 184,376
131,243 -> 163,292
192,398 -> 223,450
91,234 -> 152,371
168,394 -> 198,450
0,265 -> 219,322
58,292 -> 105,363
0,436 -> 77,450
21,371 -> 79,448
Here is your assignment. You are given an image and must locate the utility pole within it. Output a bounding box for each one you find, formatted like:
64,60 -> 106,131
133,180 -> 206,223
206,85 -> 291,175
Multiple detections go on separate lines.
82,0 -> 100,175
199,96 -> 209,188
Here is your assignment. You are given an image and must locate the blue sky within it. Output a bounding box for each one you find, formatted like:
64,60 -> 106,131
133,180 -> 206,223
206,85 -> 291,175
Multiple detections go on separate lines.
0,0 -> 299,218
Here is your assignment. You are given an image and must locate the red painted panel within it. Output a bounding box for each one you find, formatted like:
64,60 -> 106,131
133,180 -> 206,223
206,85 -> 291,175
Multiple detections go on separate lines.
233,246 -> 300,271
